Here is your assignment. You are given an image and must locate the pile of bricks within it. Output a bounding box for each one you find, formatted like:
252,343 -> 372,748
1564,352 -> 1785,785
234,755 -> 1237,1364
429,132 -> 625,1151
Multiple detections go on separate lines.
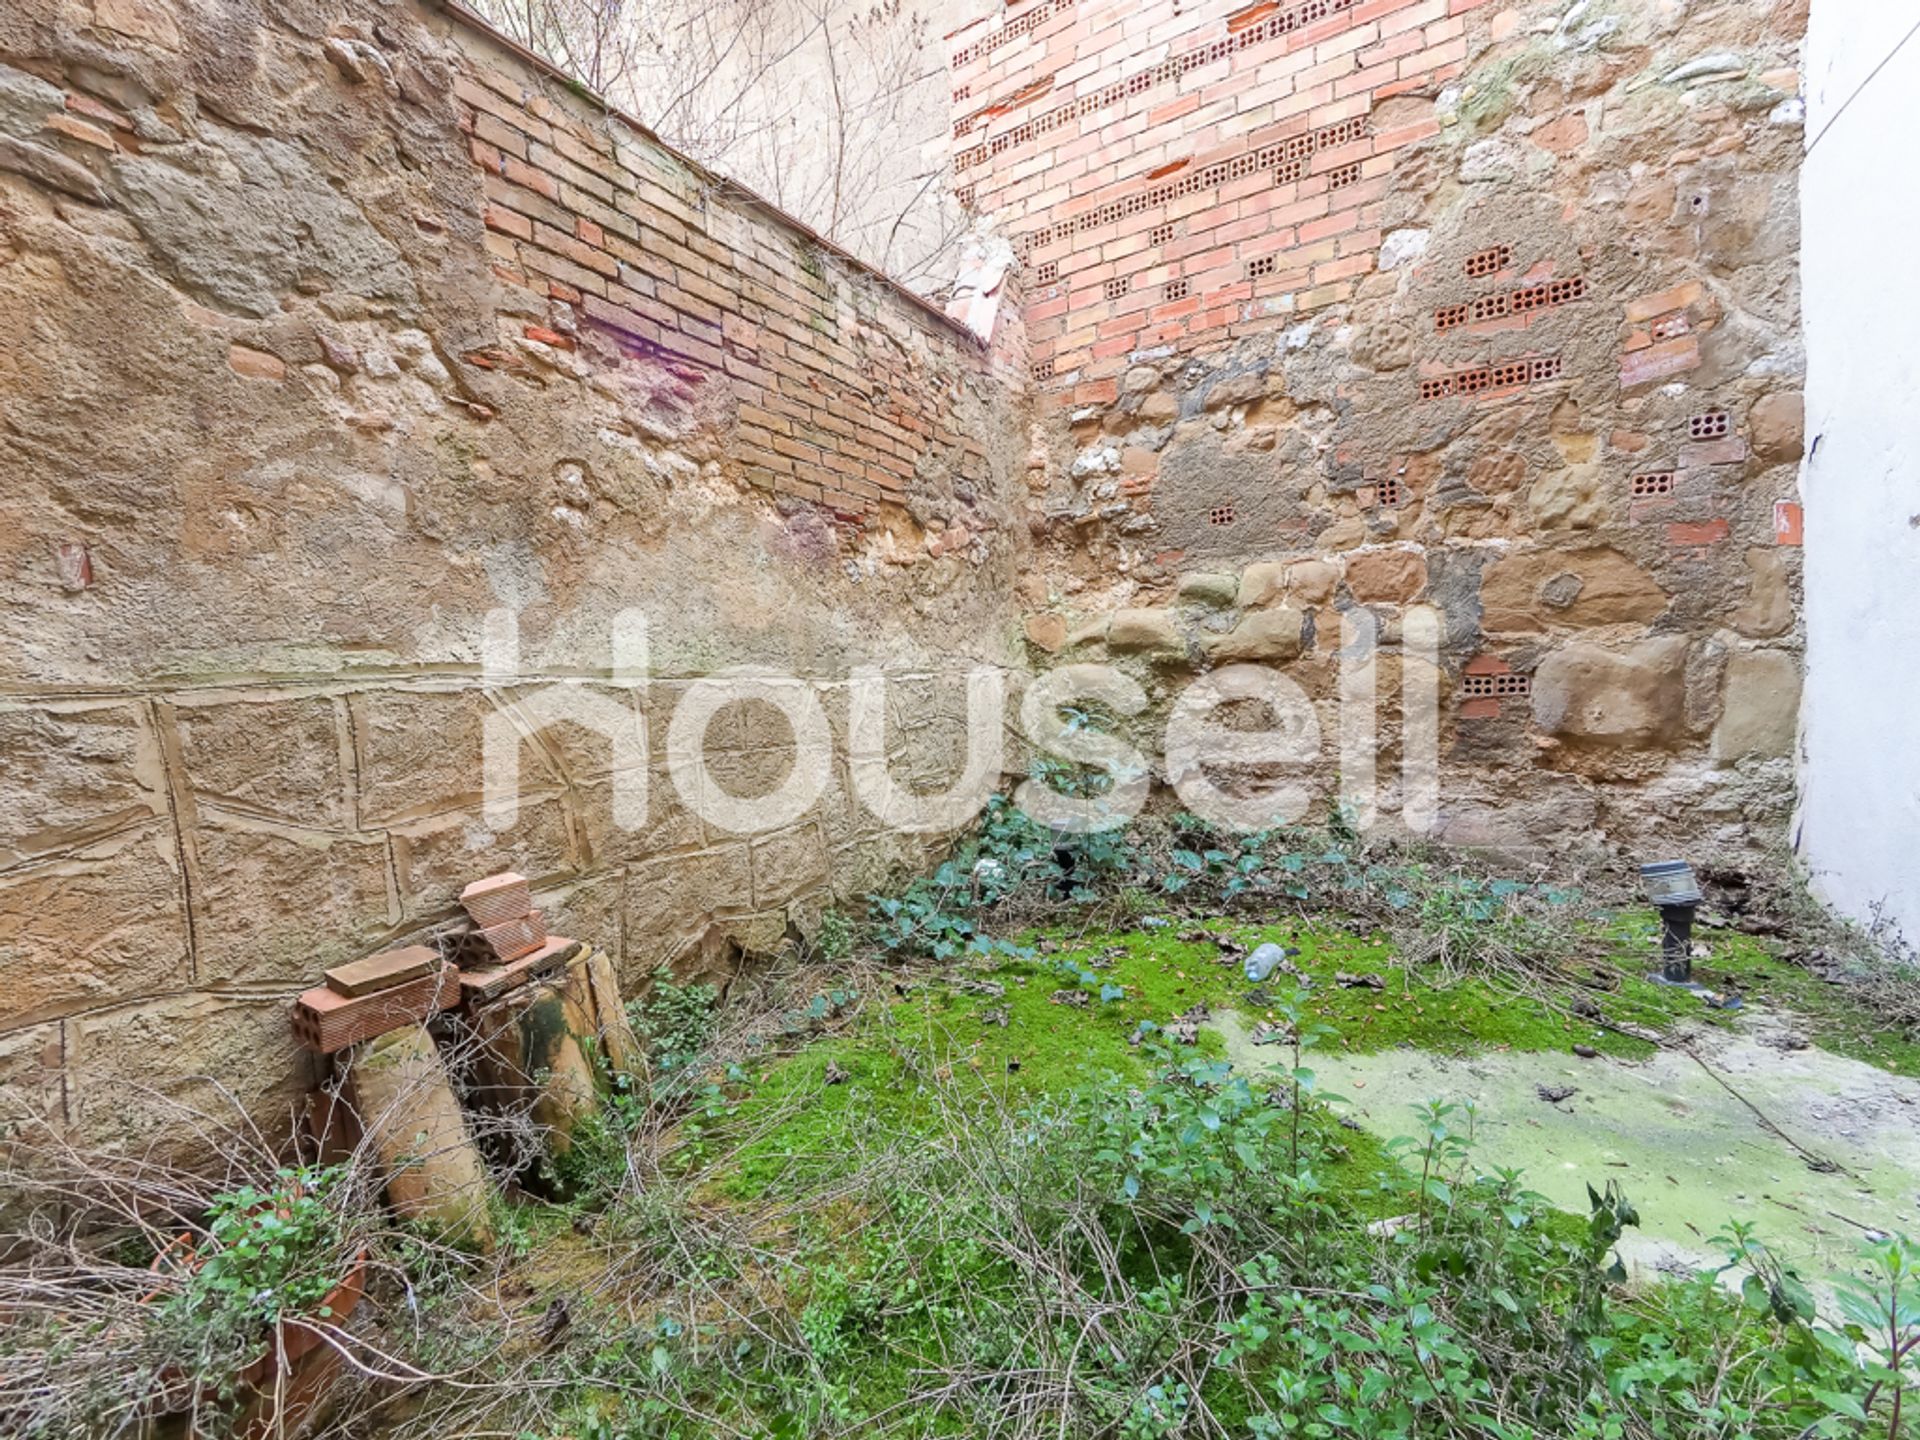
292,871 -> 578,1053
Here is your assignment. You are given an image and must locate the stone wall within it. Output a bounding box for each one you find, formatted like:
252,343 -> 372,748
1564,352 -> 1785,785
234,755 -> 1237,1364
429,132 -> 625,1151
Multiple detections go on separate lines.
988,0 -> 1811,858
0,0 -> 1022,1146
0,0 -> 1823,1151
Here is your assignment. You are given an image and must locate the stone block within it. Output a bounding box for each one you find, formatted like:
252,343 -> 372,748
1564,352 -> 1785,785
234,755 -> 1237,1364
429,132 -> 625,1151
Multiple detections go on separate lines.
574,772 -> 703,869
0,826 -> 191,1027
1711,650 -> 1800,763
624,846 -> 753,964
1205,606 -> 1305,663
1479,548 -> 1669,633
1024,613 -> 1067,652
65,993 -> 307,1154
530,873 -> 621,961
1749,392 -> 1805,463
188,819 -> 394,984
354,689 -> 562,826
1108,607 -> 1185,655
1286,560 -> 1340,605
1531,637 -> 1689,747
1176,572 -> 1239,607
1236,561 -> 1288,609
751,823 -> 830,907
347,1024 -> 493,1248
0,1022 -> 66,1136
1343,549 -> 1427,604
502,683 -> 647,781
392,796 -> 574,921
173,695 -> 350,828
1730,548 -> 1794,638
0,702 -> 163,865
1528,464 -> 1610,530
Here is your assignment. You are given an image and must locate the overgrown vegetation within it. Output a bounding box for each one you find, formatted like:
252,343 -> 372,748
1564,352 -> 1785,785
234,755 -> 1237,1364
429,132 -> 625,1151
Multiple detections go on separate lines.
3,785 -> 1917,1439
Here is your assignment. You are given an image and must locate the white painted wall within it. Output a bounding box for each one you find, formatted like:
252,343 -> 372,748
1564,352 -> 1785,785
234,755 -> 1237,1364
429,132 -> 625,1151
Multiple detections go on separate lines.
1798,4 -> 1920,943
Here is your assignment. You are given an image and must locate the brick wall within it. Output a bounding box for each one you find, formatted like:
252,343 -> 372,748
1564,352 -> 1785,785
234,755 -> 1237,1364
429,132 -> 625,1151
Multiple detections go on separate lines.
458,55 -> 994,519
950,0 -> 1476,393
1003,0 -> 1810,860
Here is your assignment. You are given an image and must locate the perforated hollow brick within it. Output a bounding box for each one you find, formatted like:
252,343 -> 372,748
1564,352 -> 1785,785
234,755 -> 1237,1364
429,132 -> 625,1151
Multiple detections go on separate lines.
1418,356 -> 1562,402
951,0 -> 1078,68
1165,278 -> 1190,301
954,2 -> 1371,170
1631,471 -> 1676,497
1461,673 -> 1531,698
460,871 -> 532,930
1437,277 -> 1585,331
457,937 -> 582,1005
1010,120 -> 1369,255
480,909 -> 547,963
1688,411 -> 1731,440
293,967 -> 463,1053
1465,245 -> 1513,278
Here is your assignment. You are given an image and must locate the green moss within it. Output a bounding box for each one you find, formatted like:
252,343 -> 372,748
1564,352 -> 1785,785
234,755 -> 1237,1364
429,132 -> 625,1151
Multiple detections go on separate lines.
1688,928 -> 1920,1076
718,916 -> 1703,1198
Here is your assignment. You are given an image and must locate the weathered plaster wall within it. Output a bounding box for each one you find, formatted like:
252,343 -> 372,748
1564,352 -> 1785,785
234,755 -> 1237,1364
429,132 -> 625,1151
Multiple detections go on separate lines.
0,0 -> 1022,1144
978,0 -> 1811,859
1798,1 -> 1920,944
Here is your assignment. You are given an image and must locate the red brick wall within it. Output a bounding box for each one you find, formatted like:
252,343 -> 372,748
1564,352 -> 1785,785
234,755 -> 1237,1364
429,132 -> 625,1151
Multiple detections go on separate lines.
458,62 -> 995,519
948,0 -> 1483,395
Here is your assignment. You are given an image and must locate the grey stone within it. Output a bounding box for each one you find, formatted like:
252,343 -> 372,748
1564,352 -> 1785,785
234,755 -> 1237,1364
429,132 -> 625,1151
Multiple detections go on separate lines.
1665,53 -> 1747,85
1177,571 -> 1240,607
0,63 -> 64,138
1378,229 -> 1430,270
113,125 -> 415,317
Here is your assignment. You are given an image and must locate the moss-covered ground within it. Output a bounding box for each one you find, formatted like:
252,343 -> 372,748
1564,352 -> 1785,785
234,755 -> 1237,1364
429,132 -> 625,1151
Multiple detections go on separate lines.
374,902 -> 1920,1440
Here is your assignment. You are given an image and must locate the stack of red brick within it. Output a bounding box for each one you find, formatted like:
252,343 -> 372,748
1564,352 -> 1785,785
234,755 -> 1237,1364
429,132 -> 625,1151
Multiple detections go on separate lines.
292,872 -> 578,1053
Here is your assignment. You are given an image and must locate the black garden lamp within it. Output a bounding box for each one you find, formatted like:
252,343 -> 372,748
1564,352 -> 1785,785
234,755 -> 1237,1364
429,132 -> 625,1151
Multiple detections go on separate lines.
1640,860 -> 1703,984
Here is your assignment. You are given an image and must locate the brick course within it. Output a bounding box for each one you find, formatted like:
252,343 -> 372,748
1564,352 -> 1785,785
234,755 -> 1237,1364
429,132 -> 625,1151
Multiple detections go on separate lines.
955,0 -> 1485,380
459,63 -> 993,518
